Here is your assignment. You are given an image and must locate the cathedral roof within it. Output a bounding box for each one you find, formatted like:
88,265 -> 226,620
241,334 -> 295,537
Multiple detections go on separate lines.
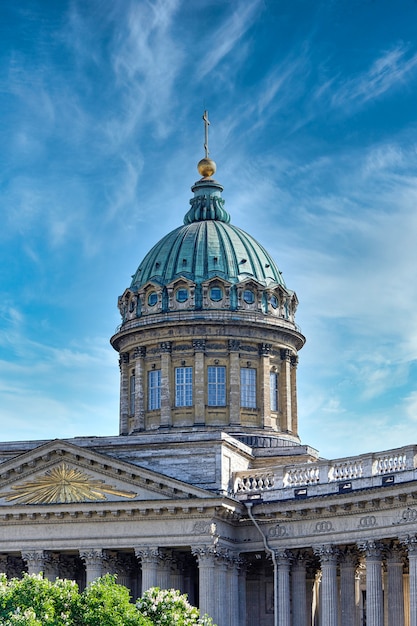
130,174 -> 285,291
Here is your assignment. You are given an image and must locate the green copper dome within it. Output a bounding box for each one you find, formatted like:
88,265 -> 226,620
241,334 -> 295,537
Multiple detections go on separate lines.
130,177 -> 285,290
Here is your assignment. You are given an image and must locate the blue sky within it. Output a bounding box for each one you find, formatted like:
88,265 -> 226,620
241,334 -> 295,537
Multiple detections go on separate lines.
1,0 -> 417,460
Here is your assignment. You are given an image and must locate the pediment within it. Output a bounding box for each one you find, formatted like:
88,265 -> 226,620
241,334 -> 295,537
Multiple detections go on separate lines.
0,439 -> 212,506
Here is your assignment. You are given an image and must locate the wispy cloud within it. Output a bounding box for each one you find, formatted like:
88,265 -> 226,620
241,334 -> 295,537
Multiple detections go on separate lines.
330,44 -> 417,110
197,1 -> 262,78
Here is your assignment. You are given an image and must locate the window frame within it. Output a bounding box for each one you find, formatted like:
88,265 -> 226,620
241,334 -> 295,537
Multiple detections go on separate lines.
148,369 -> 161,410
175,366 -> 193,407
270,371 -> 278,412
240,367 -> 257,408
207,365 -> 226,406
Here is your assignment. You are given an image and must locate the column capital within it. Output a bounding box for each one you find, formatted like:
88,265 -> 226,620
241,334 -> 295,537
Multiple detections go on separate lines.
228,339 -> 240,352
79,548 -> 104,568
119,352 -> 129,366
133,346 -> 146,359
339,545 -> 360,567
160,341 -> 172,353
134,547 -> 162,565
273,548 -> 292,565
399,533 -> 417,554
280,348 -> 291,361
193,339 -> 206,352
313,544 -> 339,563
21,550 -> 46,569
357,539 -> 383,559
258,342 -> 272,356
191,546 -> 218,564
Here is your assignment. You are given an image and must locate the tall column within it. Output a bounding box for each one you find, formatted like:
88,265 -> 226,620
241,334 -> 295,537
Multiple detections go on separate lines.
132,347 -> 146,432
280,349 -> 292,432
119,352 -> 130,435
79,549 -> 103,585
157,550 -> 172,589
290,355 -> 298,435
171,555 -> 185,594
292,552 -> 308,626
103,551 -> 133,588
314,544 -> 339,626
44,553 -> 60,582
276,550 -> 291,626
386,545 -> 405,626
21,550 -> 47,575
358,540 -> 384,626
238,557 -> 248,626
160,342 -> 172,427
135,548 -> 161,592
0,554 -> 8,575
259,343 -> 272,428
192,548 -> 217,625
215,553 -> 229,626
193,340 -> 206,425
401,535 -> 417,626
228,554 -> 241,626
228,340 -> 241,425
340,547 -> 358,626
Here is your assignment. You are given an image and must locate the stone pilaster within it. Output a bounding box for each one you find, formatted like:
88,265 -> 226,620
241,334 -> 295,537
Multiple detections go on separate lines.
290,354 -> 298,435
160,342 -> 172,427
21,550 -> 47,575
135,547 -> 161,592
314,544 -> 339,626
119,352 -> 130,435
193,340 -> 205,424
386,545 -> 405,626
276,549 -> 291,626
280,349 -> 292,432
292,552 -> 308,626
339,547 -> 359,626
259,343 -> 272,428
358,540 -> 384,626
80,549 -> 104,585
132,347 -> 146,432
228,340 -> 240,425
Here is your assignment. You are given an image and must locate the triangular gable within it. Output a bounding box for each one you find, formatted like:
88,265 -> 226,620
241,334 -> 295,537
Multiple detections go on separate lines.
0,439 -> 213,506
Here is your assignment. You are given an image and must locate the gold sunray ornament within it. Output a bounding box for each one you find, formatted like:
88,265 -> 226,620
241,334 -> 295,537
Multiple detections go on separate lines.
3,463 -> 136,504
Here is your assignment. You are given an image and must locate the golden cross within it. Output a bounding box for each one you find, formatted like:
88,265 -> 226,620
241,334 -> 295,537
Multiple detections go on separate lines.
202,110 -> 210,158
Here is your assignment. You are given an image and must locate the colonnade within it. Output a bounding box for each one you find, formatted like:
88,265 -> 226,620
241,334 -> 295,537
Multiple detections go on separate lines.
1,537 -> 417,626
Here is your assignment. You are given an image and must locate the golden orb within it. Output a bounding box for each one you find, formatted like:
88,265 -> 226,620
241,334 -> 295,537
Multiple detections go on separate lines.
197,157 -> 216,178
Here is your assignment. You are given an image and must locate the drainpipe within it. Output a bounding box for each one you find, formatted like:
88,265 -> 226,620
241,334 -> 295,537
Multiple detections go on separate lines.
245,502 -> 278,626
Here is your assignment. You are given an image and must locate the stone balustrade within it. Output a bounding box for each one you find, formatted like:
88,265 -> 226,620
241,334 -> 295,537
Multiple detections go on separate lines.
233,444 -> 417,500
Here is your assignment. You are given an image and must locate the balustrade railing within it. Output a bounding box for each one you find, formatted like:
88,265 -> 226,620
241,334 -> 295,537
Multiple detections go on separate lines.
233,445 -> 417,496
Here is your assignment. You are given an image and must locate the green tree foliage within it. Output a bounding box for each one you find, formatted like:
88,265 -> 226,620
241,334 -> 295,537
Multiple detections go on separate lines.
0,573 -> 79,626
137,587 -> 215,626
0,574 -> 216,626
78,574 -> 150,626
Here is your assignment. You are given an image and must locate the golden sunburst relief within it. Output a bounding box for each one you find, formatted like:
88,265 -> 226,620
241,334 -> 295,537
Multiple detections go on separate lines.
3,463 -> 137,504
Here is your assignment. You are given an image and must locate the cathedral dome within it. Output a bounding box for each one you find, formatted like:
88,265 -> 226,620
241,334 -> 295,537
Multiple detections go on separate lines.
130,177 -> 285,291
